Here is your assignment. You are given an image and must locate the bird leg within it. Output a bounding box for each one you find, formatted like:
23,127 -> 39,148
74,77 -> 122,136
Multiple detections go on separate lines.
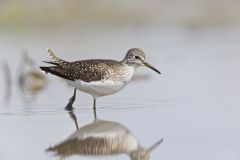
68,111 -> 79,130
93,98 -> 97,120
65,88 -> 77,111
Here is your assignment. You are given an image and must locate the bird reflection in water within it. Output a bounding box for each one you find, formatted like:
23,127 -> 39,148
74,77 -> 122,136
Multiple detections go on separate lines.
46,110 -> 163,160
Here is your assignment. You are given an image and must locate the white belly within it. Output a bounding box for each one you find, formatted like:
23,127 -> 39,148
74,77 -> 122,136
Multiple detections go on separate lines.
67,79 -> 127,98
67,65 -> 135,98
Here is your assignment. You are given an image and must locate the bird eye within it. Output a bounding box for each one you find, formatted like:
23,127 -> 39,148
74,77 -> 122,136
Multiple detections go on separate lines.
135,56 -> 140,60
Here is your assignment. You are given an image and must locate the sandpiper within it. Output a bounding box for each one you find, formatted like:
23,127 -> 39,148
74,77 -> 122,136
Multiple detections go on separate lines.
40,48 -> 160,110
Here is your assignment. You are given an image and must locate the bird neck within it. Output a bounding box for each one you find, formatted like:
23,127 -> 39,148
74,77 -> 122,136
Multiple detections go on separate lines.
121,60 -> 140,70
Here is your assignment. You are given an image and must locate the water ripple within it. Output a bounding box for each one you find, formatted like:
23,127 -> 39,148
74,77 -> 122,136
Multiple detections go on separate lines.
0,100 -> 165,116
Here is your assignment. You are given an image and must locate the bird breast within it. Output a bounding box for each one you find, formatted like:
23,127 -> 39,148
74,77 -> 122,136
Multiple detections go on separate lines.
107,64 -> 135,84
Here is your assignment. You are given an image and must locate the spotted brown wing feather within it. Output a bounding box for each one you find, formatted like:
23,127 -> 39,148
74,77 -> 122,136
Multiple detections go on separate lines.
40,49 -> 121,82
40,59 -> 120,82
70,59 -> 120,82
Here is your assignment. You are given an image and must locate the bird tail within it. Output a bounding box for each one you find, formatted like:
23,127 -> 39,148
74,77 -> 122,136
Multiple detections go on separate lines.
47,48 -> 64,64
42,48 -> 70,66
40,66 -> 74,81
40,48 -> 74,81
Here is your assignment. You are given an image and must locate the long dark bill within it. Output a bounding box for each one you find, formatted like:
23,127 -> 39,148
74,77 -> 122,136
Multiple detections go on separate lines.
144,62 -> 161,74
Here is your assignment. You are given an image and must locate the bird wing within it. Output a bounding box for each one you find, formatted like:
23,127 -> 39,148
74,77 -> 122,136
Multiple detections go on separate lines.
40,59 -> 120,82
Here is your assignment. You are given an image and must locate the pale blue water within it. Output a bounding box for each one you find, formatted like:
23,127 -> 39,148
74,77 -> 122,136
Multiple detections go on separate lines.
0,26 -> 240,160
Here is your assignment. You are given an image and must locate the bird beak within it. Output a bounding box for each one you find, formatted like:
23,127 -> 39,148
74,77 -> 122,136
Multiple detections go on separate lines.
148,139 -> 164,152
143,62 -> 161,74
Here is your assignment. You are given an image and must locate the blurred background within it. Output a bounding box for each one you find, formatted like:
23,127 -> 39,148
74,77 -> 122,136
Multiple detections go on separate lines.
0,0 -> 240,160
1,0 -> 240,29
1,0 -> 240,58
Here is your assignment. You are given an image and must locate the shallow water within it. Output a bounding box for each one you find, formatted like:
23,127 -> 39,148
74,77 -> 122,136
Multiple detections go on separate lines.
0,26 -> 240,160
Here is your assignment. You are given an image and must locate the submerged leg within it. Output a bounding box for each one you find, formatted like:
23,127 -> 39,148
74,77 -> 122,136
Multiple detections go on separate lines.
65,88 -> 77,111
93,98 -> 97,120
68,111 -> 79,130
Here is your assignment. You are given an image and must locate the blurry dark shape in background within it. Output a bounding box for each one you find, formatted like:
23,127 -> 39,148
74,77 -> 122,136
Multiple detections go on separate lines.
1,50 -> 48,103
46,111 -> 163,160
17,50 -> 48,98
17,50 -> 48,100
1,62 -> 12,103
